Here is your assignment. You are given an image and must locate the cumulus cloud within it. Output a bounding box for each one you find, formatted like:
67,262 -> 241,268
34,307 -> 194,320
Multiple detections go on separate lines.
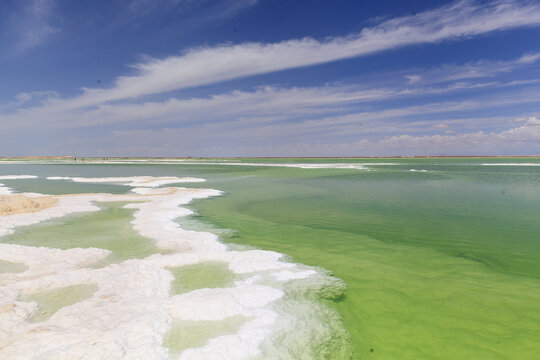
368,117 -> 540,155
525,116 -> 540,125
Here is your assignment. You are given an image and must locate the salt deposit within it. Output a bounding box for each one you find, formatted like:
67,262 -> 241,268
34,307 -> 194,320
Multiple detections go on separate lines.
481,163 -> 540,166
46,176 -> 206,187
0,176 -> 38,180
0,176 -> 345,359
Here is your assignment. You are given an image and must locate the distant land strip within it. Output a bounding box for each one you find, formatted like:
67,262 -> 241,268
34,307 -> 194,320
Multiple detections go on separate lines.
1,155 -> 540,160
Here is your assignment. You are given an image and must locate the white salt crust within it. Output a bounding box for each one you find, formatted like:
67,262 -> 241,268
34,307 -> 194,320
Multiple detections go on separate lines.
0,177 -> 320,359
178,162 -> 373,170
0,159 -> 398,169
0,176 -> 38,195
0,176 -> 38,180
46,176 -> 206,187
481,163 -> 540,166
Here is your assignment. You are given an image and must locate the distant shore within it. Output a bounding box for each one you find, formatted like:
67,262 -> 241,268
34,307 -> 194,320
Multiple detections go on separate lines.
2,155 -> 540,160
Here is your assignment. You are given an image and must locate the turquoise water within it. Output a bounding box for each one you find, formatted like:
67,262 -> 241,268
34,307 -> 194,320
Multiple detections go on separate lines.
1,158 -> 540,359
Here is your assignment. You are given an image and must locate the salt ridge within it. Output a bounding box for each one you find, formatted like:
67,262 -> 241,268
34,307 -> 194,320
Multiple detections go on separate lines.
0,176 -> 38,180
0,176 -> 344,359
47,176 -> 206,187
481,163 -> 540,166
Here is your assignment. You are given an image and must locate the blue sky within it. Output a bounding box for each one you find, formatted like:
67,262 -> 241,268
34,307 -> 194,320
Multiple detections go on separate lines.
1,0 -> 540,157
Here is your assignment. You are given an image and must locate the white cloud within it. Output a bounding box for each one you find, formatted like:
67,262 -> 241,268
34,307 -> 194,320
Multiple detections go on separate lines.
3,0 -> 540,156
128,0 -> 258,20
511,116 -> 540,124
59,115 -> 540,157
405,75 -> 422,83
52,93 -> 540,155
371,118 -> 540,155
15,0 -> 59,52
15,91 -> 58,104
525,116 -> 540,125
6,78 -> 539,135
341,125 -> 540,156
48,0 -> 540,107
398,51 -> 540,86
3,73 -> 540,147
518,52 -> 540,64
0,85 -> 398,131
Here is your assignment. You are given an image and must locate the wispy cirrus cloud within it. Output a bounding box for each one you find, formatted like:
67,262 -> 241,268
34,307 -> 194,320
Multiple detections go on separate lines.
2,48 -> 540,136
127,0 -> 258,25
60,113 -> 540,157
403,51 -> 540,85
3,0 -> 540,156
57,0 -> 540,107
3,81 -> 540,156
4,80 -> 540,154
1,85 -> 394,130
7,0 -> 60,53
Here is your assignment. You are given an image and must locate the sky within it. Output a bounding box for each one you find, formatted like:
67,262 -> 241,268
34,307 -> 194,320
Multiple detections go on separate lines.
1,0 -> 540,157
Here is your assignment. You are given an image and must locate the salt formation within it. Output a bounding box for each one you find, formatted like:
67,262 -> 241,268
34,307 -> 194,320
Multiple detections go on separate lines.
0,175 -> 38,195
481,163 -> 540,166
0,176 -> 349,359
46,176 -> 205,187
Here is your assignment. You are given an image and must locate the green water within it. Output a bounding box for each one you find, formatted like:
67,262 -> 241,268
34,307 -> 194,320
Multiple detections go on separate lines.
168,261 -> 236,294
22,283 -> 98,322
0,260 -> 27,273
164,316 -> 248,354
1,202 -> 165,265
1,159 -> 540,359
185,160 -> 540,359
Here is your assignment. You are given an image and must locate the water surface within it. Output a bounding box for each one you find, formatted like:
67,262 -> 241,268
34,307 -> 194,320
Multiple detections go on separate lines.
1,158 -> 539,359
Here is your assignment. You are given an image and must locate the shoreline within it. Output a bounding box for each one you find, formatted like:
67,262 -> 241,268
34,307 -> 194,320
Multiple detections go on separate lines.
0,175 -> 350,359
1,155 -> 540,160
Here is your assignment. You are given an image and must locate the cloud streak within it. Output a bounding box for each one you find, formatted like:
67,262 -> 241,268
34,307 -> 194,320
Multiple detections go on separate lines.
59,114 -> 540,157
403,52 -> 540,85
128,0 -> 258,22
53,0 -> 540,107
6,74 -> 537,133
12,0 -> 59,53
2,0 -> 540,156
2,47 -> 540,143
